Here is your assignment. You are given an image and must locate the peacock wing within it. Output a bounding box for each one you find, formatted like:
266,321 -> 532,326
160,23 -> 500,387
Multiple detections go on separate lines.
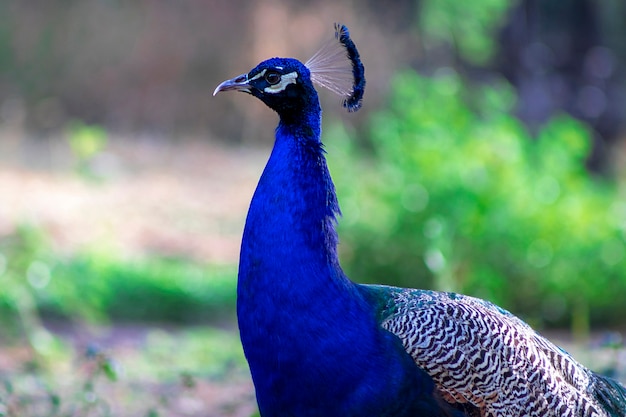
364,285 -> 610,417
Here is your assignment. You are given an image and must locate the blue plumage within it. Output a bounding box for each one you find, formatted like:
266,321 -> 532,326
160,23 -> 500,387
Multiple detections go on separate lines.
214,24 -> 626,417
228,57 -> 456,417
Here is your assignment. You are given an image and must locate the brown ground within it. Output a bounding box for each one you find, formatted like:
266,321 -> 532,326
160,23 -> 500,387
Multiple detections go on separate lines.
1,134 -> 268,263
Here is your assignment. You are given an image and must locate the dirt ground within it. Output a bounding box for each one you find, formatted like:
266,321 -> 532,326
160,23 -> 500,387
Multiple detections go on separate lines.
0,323 -> 258,417
0,134 -> 269,264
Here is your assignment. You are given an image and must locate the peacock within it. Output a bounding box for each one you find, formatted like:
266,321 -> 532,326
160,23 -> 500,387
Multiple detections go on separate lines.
214,23 -> 626,417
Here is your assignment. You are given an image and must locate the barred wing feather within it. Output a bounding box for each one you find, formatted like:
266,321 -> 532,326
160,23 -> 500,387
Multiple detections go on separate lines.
373,286 -> 617,417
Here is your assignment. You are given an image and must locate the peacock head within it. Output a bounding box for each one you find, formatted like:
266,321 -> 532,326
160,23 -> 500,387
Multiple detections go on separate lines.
214,58 -> 317,116
214,23 -> 365,118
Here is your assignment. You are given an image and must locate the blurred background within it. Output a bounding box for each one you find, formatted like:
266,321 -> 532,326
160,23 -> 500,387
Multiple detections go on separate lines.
1,0 -> 626,416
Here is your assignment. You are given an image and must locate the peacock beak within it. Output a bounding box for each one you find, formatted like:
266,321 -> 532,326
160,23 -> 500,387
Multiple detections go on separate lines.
213,73 -> 251,96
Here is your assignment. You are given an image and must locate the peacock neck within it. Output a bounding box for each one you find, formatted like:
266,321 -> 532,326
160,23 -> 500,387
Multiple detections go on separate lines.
238,108 -> 345,288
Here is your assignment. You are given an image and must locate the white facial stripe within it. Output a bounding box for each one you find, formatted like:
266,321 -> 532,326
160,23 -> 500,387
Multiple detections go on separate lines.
264,71 -> 298,94
248,69 -> 266,82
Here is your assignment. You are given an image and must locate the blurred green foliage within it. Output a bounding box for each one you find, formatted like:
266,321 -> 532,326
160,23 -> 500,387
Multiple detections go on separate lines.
0,224 -> 237,344
0,225 -> 53,341
329,70 -> 626,332
66,121 -> 109,179
42,253 -> 237,324
420,0 -> 512,64
66,122 -> 107,161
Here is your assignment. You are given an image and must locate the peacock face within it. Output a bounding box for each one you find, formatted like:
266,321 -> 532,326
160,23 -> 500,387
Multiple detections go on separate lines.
214,57 -> 318,117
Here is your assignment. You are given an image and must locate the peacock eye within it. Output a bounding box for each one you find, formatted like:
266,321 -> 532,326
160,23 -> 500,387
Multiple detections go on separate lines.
265,71 -> 281,85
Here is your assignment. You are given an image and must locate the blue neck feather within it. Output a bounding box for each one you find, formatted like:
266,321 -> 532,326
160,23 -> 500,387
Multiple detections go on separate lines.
237,84 -> 455,417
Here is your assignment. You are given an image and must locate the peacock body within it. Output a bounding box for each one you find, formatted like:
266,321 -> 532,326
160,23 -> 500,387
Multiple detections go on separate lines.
214,24 -> 626,417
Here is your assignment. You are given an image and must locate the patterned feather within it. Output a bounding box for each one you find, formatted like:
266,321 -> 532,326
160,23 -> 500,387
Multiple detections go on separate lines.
365,285 -> 626,417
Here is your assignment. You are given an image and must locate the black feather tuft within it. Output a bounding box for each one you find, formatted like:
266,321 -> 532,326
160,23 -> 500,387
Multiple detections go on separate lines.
334,23 -> 365,112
